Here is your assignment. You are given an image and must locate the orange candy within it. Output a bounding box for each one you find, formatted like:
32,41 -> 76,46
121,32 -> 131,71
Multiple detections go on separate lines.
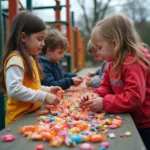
41,132 -> 52,141
50,136 -> 64,147
45,105 -> 54,109
57,90 -> 65,99
36,109 -> 49,115
19,125 -> 37,133
77,122 -> 89,130
90,134 -> 106,142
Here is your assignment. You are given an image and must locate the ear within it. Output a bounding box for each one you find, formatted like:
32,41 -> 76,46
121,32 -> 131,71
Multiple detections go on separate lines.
112,39 -> 116,48
47,48 -> 53,54
20,32 -> 27,43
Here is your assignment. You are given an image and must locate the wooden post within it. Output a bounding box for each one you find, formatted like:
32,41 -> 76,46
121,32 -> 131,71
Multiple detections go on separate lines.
55,0 -> 61,31
66,0 -> 74,71
8,0 -> 18,27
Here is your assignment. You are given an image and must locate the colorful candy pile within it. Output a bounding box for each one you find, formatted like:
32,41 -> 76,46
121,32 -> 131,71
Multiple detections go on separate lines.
19,85 -> 123,149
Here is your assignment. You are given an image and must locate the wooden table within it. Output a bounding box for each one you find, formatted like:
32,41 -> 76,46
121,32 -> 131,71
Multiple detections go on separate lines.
0,110 -> 146,150
0,68 -> 147,150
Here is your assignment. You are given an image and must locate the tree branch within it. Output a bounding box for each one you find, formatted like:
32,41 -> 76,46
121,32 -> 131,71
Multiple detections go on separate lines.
77,0 -> 91,33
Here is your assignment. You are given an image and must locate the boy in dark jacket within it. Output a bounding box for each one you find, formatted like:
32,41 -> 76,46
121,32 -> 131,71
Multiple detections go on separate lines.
39,29 -> 83,90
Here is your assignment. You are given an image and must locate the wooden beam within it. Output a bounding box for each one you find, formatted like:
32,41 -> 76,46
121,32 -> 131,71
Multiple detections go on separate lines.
8,0 -> 18,27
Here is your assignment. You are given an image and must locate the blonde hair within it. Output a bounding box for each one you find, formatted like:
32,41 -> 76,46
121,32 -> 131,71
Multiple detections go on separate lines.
91,15 -> 150,79
87,39 -> 98,54
42,29 -> 69,54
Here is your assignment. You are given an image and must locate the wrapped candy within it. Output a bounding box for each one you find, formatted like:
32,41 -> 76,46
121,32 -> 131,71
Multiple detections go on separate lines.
1,134 -> 16,142
64,136 -> 76,147
79,143 -> 94,150
50,136 -> 63,147
90,134 -> 106,142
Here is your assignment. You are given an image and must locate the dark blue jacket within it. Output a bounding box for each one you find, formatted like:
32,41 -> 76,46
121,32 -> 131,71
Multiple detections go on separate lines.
38,55 -> 77,90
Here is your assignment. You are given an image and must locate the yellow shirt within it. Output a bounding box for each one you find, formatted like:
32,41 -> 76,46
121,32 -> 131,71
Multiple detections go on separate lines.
4,52 -> 43,125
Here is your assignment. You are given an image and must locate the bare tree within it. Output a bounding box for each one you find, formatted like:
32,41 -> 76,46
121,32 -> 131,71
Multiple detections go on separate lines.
76,0 -> 150,37
76,0 -> 112,36
122,0 -> 150,23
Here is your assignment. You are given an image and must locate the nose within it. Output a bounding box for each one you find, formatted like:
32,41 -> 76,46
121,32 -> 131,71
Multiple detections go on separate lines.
41,41 -> 45,47
97,50 -> 101,55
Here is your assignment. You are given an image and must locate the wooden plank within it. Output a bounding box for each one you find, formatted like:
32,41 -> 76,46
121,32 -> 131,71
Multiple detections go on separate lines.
0,111 -> 146,150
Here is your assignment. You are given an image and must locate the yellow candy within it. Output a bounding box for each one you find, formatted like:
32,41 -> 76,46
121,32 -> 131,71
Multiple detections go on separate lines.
125,131 -> 131,136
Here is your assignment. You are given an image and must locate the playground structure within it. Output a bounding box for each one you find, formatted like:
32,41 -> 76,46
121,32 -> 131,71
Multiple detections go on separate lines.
0,0 -> 85,130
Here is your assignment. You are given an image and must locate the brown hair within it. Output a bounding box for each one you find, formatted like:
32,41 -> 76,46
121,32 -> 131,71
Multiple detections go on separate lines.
91,15 -> 150,79
87,39 -> 98,54
0,11 -> 46,92
42,29 -> 69,54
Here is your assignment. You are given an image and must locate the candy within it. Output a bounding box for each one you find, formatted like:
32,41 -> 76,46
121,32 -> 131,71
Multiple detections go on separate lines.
100,141 -> 109,148
34,144 -> 44,150
79,143 -> 94,150
99,146 -> 106,150
125,131 -> 131,136
7,128 -> 11,132
18,84 -> 123,149
65,136 -> 76,147
119,133 -> 125,137
90,134 -> 106,142
1,134 -> 16,142
109,124 -> 117,129
108,133 -> 115,138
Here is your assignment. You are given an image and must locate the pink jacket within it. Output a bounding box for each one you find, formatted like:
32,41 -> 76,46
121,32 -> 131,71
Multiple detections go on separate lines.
93,49 -> 150,128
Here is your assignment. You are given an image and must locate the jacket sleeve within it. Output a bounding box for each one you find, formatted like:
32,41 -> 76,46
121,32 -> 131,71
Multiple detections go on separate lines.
90,76 -> 102,88
93,63 -> 113,96
41,67 -> 74,90
95,67 -> 101,75
102,61 -> 147,113
64,72 -> 77,78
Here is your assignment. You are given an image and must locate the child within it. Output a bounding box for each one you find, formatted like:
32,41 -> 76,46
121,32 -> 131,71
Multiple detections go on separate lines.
80,15 -> 150,149
38,29 -> 83,90
0,11 -> 61,126
85,40 -> 108,88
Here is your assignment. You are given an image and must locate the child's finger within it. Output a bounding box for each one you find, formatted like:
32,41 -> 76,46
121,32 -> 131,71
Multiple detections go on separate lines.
83,100 -> 93,106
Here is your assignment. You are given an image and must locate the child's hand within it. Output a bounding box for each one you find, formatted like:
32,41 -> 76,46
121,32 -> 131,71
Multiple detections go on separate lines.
79,93 -> 98,107
72,77 -> 83,86
86,80 -> 92,87
76,76 -> 83,80
83,96 -> 103,112
86,72 -> 96,78
45,93 -> 60,106
50,86 -> 62,94
79,94 -> 89,107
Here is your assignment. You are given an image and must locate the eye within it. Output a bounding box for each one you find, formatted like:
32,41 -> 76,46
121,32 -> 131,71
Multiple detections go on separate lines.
37,37 -> 44,41
97,46 -> 102,50
96,45 -> 102,50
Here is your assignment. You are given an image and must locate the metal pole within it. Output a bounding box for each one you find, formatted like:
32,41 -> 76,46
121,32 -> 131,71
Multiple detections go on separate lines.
0,0 -> 5,130
27,0 -> 32,12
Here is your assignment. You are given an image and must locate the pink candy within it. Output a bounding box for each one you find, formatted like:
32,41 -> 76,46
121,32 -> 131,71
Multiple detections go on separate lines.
79,143 -> 94,150
34,144 -> 45,150
1,133 -> 16,142
109,124 -> 117,129
100,141 -> 109,148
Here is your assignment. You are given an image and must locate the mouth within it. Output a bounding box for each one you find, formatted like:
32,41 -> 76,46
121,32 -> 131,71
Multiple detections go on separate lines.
38,48 -> 42,51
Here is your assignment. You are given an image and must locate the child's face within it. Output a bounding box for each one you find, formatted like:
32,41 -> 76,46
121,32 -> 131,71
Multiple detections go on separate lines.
22,30 -> 46,55
90,51 -> 104,63
49,48 -> 64,63
92,35 -> 115,62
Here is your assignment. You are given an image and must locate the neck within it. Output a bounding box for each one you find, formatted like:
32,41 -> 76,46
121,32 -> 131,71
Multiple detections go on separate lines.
44,53 -> 51,62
